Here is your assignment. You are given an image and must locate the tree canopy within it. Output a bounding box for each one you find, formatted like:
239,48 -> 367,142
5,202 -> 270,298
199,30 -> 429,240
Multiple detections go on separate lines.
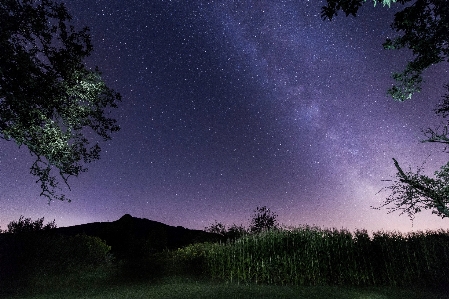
5,215 -> 56,234
322,0 -> 449,220
204,206 -> 279,240
322,0 -> 449,101
249,206 -> 279,233
0,0 -> 121,202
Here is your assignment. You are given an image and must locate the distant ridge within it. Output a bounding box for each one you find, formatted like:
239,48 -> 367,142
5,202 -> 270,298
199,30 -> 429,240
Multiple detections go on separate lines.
51,214 -> 224,259
0,214 -> 224,260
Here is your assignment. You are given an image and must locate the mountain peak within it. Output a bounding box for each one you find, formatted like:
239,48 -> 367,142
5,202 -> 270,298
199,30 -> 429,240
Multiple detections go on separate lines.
118,214 -> 133,221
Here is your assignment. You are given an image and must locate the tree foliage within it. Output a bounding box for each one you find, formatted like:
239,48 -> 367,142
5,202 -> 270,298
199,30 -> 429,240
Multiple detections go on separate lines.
226,223 -> 248,240
0,0 -> 121,202
5,215 -> 56,234
376,158 -> 449,220
205,206 -> 280,239
322,0 -> 449,220
374,86 -> 449,220
322,0 -> 399,20
322,0 -> 449,101
204,221 -> 247,241
249,206 -> 279,234
204,220 -> 227,236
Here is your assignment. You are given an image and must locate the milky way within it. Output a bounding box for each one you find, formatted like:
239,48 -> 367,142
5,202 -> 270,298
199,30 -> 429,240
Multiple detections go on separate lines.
1,0 -> 448,235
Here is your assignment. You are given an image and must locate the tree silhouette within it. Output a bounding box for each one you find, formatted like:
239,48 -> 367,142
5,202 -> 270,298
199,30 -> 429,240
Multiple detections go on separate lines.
204,221 -> 248,241
249,206 -> 279,234
0,0 -> 121,202
322,0 -> 448,101
204,220 -> 227,236
6,215 -> 56,234
226,223 -> 248,240
322,0 -> 449,219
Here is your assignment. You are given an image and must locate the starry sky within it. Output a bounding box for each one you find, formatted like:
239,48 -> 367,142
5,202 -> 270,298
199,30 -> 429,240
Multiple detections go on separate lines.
1,0 -> 449,235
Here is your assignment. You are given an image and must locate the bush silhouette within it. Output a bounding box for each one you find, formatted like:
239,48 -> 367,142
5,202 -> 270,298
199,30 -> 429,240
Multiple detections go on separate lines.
0,232 -> 112,291
40,234 -> 112,273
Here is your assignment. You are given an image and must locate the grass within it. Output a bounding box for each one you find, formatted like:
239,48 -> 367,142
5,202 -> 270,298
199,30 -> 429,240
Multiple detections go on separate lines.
3,274 -> 449,299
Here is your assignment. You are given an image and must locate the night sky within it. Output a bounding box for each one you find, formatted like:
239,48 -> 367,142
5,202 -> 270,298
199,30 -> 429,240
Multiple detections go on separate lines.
1,0 -> 449,235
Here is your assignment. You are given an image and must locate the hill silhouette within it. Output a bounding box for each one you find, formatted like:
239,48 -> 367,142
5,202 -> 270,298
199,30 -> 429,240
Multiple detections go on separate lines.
0,214 -> 224,261
52,214 -> 224,259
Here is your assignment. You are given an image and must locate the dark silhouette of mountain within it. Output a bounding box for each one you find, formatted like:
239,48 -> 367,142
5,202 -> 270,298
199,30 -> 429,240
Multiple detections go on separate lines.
0,214 -> 225,289
0,214 -> 224,261
49,214 -> 224,259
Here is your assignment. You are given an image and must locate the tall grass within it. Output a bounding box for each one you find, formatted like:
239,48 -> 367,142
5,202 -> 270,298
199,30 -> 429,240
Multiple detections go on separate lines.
170,226 -> 449,289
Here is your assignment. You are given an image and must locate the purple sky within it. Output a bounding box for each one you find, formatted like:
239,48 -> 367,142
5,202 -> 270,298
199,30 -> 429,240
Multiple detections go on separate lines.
1,0 -> 449,236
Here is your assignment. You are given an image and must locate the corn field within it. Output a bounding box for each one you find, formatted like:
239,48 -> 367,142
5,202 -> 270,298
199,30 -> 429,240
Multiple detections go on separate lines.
170,226 -> 449,288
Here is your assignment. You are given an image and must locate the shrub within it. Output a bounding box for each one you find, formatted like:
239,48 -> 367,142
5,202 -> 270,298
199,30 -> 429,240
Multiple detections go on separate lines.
44,234 -> 113,272
0,233 -> 113,291
168,242 -> 214,277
